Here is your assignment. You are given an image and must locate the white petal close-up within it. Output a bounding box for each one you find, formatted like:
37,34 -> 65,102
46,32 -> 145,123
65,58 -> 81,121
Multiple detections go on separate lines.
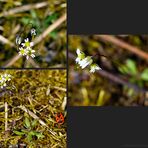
0,73 -> 12,89
90,64 -> 101,73
75,48 -> 85,64
79,56 -> 93,69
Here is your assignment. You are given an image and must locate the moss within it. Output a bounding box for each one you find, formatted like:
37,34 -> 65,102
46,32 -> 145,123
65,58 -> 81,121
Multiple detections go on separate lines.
0,70 -> 66,147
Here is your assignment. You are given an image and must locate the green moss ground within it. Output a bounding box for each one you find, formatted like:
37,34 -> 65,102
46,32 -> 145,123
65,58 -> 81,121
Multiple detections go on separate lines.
0,70 -> 67,148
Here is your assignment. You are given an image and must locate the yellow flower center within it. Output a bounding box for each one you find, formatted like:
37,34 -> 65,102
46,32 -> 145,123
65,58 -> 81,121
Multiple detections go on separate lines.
25,42 -> 30,47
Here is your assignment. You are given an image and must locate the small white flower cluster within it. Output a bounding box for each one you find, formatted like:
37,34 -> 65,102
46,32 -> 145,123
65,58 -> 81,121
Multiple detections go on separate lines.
76,49 -> 101,73
18,38 -> 35,60
16,28 -> 37,60
0,74 -> 12,89
19,38 -> 35,60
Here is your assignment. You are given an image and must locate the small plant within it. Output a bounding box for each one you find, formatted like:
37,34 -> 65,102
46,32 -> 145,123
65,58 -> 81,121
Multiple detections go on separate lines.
16,23 -> 36,60
75,49 -> 101,73
119,59 -> 148,86
0,73 -> 12,89
13,117 -> 44,142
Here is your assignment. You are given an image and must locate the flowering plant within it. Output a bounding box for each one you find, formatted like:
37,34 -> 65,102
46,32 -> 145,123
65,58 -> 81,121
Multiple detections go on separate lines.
16,24 -> 36,60
0,73 -> 12,89
75,49 -> 101,73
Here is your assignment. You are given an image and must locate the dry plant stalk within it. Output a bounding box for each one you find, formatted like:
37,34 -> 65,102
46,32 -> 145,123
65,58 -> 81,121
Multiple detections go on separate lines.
1,1 -> 49,17
4,102 -> 8,131
0,35 -> 15,47
34,13 -> 66,45
18,105 -> 57,137
96,35 -> 148,61
3,55 -> 21,68
51,86 -> 66,92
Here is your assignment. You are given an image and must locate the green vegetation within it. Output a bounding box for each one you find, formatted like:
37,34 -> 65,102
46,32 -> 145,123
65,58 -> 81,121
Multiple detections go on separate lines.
0,0 -> 66,68
0,70 -> 66,147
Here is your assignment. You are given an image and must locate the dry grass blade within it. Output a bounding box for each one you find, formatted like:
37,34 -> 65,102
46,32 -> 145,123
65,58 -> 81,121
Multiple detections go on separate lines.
5,102 -> 8,131
51,86 -> 66,92
3,55 -> 21,68
18,105 -> 47,126
27,58 -> 40,68
0,35 -> 15,47
34,13 -> 66,45
18,105 -> 57,137
1,1 -> 49,17
96,35 -> 148,61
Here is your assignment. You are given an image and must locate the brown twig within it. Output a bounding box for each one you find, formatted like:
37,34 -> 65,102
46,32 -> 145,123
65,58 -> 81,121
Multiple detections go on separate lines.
1,1 -> 49,17
0,35 -> 15,47
27,58 -> 40,68
34,13 -> 66,45
95,35 -> 148,61
3,55 -> 21,68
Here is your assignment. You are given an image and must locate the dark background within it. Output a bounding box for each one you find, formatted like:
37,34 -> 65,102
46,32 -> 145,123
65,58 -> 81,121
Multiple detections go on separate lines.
68,0 -> 148,34
68,107 -> 148,148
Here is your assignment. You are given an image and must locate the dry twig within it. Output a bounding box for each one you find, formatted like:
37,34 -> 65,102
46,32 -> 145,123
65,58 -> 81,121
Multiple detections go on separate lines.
1,1 -> 49,17
96,35 -> 148,61
34,13 -> 66,45
0,35 -> 15,47
97,69 -> 148,93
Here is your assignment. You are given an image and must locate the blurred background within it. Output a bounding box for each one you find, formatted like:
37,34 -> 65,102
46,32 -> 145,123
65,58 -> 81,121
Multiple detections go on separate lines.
69,35 -> 148,106
0,0 -> 66,68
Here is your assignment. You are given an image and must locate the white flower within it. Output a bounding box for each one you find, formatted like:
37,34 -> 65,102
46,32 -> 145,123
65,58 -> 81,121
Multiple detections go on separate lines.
19,47 -> 28,56
79,56 -> 93,69
90,64 -> 101,73
0,73 -> 12,89
75,49 -> 85,64
21,38 -> 34,48
0,77 -> 4,83
3,74 -> 11,81
31,28 -> 36,36
27,48 -> 35,59
18,39 -> 35,59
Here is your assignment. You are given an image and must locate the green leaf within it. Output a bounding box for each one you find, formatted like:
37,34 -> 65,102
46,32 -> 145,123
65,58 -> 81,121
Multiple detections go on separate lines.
27,132 -> 33,141
13,130 -> 25,136
50,30 -> 58,39
126,59 -> 137,75
34,132 -> 44,139
141,69 -> 148,81
118,65 -> 129,74
24,117 -> 30,128
30,10 -> 37,19
31,120 -> 38,128
21,17 -> 31,25
45,13 -> 58,25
